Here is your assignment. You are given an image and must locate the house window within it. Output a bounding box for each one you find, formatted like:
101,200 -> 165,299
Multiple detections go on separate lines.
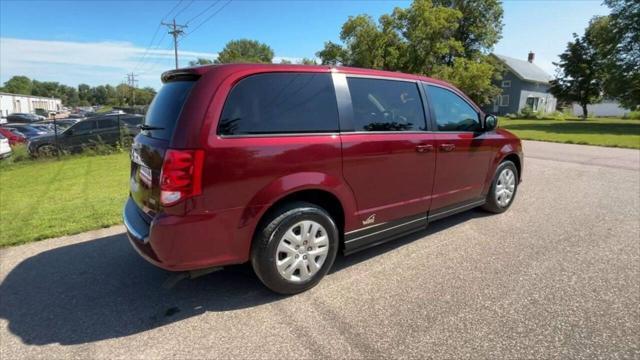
502,80 -> 511,88
526,97 -> 540,111
500,95 -> 510,107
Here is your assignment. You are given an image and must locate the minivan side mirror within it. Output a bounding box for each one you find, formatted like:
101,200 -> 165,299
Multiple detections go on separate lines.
484,114 -> 498,131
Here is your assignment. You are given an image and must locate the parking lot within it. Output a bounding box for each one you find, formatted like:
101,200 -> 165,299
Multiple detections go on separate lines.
1,140 -> 638,359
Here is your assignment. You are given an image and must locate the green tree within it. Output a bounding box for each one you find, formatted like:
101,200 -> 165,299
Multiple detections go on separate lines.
92,85 -> 109,105
2,76 -> 33,95
393,0 -> 463,74
134,87 -> 156,105
432,0 -> 504,59
216,39 -> 274,64
317,41 -> 348,65
315,0 -> 503,105
189,58 -> 215,66
433,56 -> 502,106
78,84 -> 92,103
279,59 -> 292,64
588,0 -> 640,109
300,58 -> 317,65
550,33 -> 603,119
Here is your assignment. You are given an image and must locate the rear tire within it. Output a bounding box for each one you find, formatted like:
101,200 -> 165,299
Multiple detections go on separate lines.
482,160 -> 518,213
251,201 -> 339,294
38,144 -> 59,157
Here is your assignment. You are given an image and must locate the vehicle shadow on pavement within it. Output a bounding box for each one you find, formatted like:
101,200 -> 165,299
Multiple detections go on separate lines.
0,209 -> 488,346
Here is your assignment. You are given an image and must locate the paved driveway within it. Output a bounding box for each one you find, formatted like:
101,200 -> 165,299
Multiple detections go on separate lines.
1,140 -> 639,359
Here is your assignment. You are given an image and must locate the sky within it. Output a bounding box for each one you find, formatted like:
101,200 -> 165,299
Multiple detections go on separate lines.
0,0 -> 611,89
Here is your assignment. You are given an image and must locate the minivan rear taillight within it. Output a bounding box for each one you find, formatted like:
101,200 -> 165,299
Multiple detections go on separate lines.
160,149 -> 205,206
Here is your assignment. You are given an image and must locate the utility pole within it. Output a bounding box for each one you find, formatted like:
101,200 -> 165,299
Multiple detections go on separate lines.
161,19 -> 187,69
127,73 -> 138,106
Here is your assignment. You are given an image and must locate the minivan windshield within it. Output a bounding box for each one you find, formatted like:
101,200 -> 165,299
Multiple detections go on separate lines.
143,80 -> 195,140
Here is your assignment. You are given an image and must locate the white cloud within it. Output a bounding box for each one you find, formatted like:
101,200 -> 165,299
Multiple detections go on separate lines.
0,38 -> 218,89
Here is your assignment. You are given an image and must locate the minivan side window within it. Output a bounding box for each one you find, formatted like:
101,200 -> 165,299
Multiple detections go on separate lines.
72,121 -> 96,133
219,73 -> 339,135
427,85 -> 481,132
97,118 -> 119,129
346,77 -> 426,132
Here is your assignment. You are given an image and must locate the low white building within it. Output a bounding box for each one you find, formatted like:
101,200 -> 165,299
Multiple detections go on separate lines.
0,92 -> 62,119
571,101 -> 631,117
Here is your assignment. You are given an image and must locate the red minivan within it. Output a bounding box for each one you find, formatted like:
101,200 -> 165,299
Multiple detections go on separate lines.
124,64 -> 522,294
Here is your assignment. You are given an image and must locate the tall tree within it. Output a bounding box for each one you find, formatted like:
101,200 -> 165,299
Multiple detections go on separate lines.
189,58 -> 215,66
315,0 -> 503,105
216,39 -> 274,64
317,41 -> 348,65
589,0 -> 640,109
432,0 -> 503,59
78,84 -> 92,103
550,33 -> 603,119
2,76 -> 33,95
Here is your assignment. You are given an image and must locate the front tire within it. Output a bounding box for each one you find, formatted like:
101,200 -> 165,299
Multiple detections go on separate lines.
251,201 -> 339,294
482,160 -> 518,213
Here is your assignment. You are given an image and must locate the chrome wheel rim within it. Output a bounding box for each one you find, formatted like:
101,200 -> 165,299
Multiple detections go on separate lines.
276,220 -> 329,283
495,168 -> 516,207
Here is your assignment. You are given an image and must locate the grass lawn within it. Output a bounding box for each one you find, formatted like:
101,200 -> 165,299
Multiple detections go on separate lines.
499,117 -> 640,149
0,152 -> 129,247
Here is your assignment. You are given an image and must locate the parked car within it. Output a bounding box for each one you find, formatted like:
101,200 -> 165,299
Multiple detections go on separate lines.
123,64 -> 523,294
0,127 -> 27,146
2,124 -> 50,139
0,134 -> 12,159
42,119 -> 79,130
27,117 -> 134,155
6,113 -> 45,123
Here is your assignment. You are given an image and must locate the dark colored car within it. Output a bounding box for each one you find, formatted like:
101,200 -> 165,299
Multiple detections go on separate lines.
0,127 -> 27,146
42,119 -> 79,130
27,116 -> 137,155
6,113 -> 45,123
123,64 -> 523,294
2,124 -> 49,138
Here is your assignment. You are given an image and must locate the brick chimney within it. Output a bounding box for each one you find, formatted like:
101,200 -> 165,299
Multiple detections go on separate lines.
528,51 -> 535,63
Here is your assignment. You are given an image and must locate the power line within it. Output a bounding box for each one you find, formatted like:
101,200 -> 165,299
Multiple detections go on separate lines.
173,0 -> 195,19
188,0 -> 232,36
132,0 -> 185,72
163,0 -> 184,20
137,33 -> 172,75
184,0 -> 220,25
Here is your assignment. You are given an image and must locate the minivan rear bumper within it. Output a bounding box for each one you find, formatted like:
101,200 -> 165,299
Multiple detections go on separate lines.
123,197 -> 250,271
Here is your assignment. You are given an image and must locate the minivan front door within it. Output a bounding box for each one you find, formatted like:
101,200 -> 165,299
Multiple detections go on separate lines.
425,85 -> 494,214
340,76 -> 435,251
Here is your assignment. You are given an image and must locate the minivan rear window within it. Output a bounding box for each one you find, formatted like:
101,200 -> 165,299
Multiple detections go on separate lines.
143,80 -> 195,140
218,73 -> 339,135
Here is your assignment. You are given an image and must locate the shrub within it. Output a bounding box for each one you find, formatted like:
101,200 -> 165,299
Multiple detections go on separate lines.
627,111 -> 640,120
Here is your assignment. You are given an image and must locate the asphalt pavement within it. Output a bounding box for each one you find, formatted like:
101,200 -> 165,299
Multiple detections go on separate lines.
1,140 -> 639,359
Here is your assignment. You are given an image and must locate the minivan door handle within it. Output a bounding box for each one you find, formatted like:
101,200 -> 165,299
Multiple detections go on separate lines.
415,144 -> 434,153
439,143 -> 456,152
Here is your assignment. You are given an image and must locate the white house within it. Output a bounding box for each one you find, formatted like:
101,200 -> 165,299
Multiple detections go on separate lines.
571,101 -> 630,117
0,92 -> 62,120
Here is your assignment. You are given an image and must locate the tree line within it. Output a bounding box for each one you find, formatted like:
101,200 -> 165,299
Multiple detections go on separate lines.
0,76 -> 157,107
193,0 -> 638,114
191,0 -> 505,106
551,0 -> 638,117
3,0 -> 636,113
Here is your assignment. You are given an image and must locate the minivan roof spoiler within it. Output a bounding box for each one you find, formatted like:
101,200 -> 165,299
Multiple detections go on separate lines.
161,69 -> 203,83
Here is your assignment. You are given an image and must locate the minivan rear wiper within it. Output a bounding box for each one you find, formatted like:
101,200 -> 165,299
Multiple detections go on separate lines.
138,124 -> 165,131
